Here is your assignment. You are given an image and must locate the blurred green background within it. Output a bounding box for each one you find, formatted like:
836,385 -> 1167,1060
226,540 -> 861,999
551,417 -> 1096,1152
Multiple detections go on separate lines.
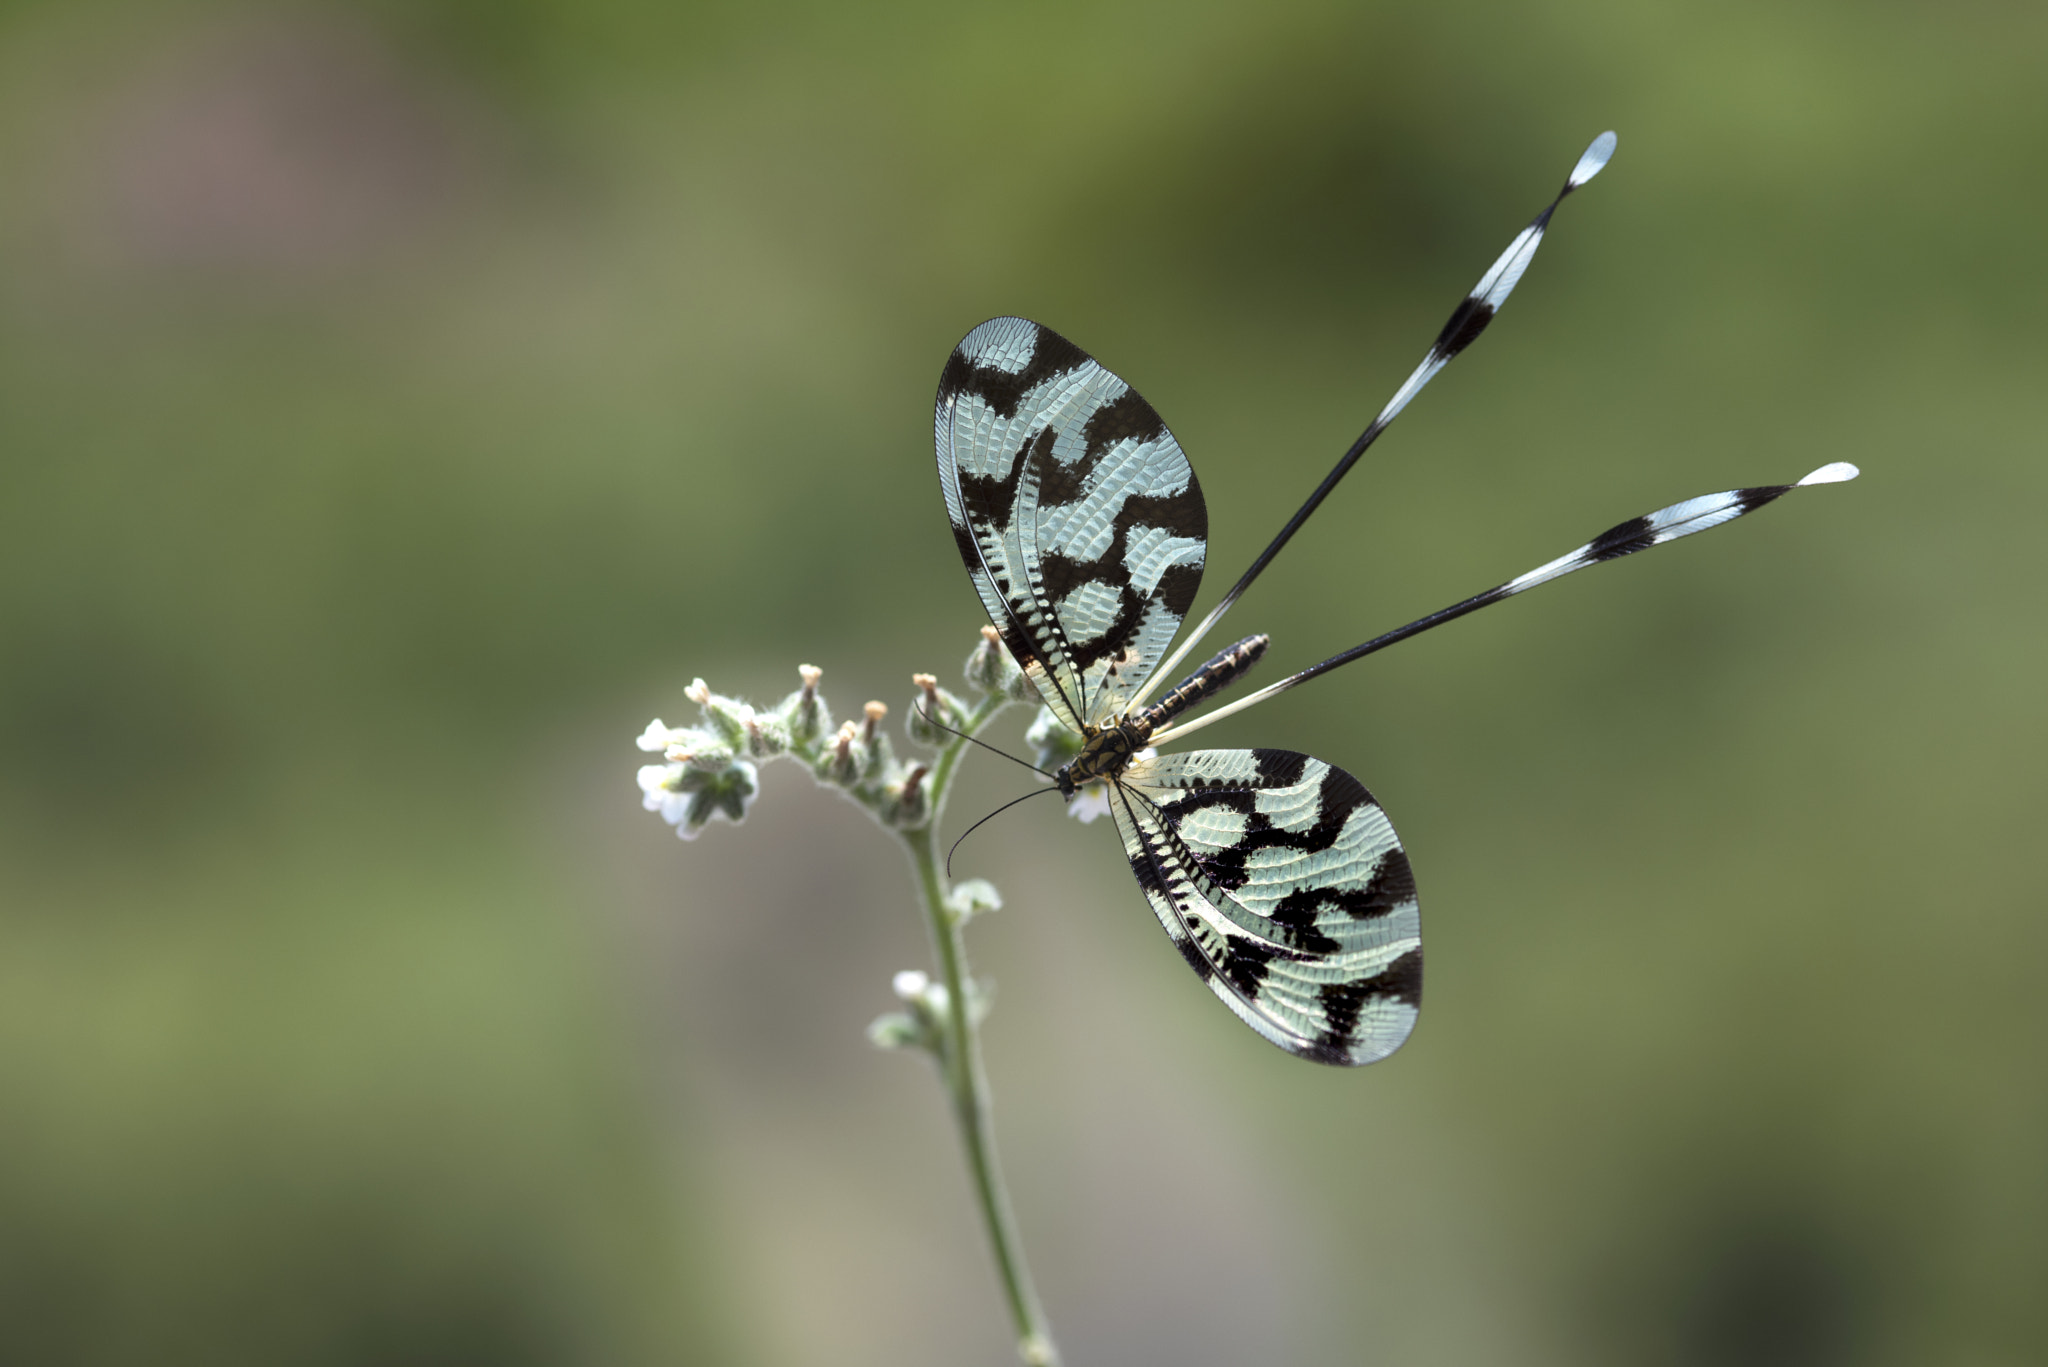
2,1 -> 2043,1363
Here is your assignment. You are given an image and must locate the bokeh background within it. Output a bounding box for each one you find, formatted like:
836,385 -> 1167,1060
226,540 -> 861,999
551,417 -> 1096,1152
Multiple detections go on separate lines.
3,1 -> 2043,1364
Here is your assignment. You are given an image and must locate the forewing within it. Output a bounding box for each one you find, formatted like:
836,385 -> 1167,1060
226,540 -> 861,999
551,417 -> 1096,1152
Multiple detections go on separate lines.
937,317 -> 1207,728
1109,749 -> 1422,1065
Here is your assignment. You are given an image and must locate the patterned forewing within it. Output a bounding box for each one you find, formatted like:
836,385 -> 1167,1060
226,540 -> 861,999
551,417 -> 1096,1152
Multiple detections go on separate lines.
937,318 -> 1208,727
1110,749 -> 1422,1064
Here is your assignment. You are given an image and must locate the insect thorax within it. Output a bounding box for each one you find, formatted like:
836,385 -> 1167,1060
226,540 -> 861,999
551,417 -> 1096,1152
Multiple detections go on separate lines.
1054,634 -> 1271,800
1055,720 -> 1153,798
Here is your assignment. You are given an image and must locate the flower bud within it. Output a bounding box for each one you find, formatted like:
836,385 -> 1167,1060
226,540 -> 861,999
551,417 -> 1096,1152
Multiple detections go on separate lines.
744,710 -> 791,758
905,673 -> 966,745
818,719 -> 864,786
778,664 -> 830,748
888,763 -> 930,828
1024,705 -> 1084,772
860,701 -> 895,779
689,678 -> 757,747
1004,658 -> 1042,706
674,734 -> 737,773
874,968 -> 953,1058
866,1010 -> 928,1051
963,625 -> 1007,694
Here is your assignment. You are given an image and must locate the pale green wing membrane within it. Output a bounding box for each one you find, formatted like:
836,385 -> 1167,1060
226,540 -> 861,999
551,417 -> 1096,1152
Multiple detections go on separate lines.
936,318 -> 1208,729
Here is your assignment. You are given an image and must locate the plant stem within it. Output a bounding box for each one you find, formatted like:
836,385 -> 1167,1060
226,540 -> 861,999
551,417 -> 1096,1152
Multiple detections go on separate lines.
900,696 -> 1060,1367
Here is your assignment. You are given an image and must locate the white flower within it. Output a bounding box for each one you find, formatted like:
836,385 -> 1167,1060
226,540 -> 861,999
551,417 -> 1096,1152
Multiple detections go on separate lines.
636,756 -> 759,839
637,719 -> 677,752
1067,785 -> 1112,823
638,762 -> 680,810
1064,748 -> 1149,824
945,879 -> 1003,920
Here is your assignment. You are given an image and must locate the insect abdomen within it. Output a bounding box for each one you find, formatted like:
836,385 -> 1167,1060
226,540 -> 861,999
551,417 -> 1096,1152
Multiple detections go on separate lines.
1140,634 -> 1269,730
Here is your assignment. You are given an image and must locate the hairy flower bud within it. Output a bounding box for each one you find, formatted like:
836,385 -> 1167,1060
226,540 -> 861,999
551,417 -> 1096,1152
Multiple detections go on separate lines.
905,673 -> 966,745
821,719 -> 863,786
898,968 -> 950,1025
888,763 -> 931,828
744,710 -> 790,758
638,631 -> 1013,843
860,701 -> 895,779
963,625 -> 1007,694
688,678 -> 758,747
1024,705 -> 1084,772
778,664 -> 830,747
675,735 -> 737,773
866,1011 -> 926,1051
869,968 -> 948,1056
1004,662 -> 1041,706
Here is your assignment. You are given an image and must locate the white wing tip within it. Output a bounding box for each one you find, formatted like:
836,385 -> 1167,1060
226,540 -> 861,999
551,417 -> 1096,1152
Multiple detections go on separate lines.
1798,461 -> 1860,487
1568,130 -> 1619,188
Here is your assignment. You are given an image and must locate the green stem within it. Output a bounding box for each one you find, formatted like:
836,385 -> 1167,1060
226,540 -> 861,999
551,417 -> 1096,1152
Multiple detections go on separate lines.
901,695 -> 1060,1367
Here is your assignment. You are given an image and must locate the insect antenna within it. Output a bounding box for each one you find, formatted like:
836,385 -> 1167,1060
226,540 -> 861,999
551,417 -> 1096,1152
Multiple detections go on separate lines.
947,786 -> 1061,877
915,701 -> 1054,778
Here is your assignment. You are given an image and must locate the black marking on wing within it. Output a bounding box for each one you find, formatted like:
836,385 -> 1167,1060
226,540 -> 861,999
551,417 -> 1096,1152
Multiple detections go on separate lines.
1024,383 -> 1205,690
937,327 -> 1090,421
1311,949 -> 1423,1059
1142,752 -> 1389,922
1165,762 -> 1375,872
1269,850 -> 1413,926
1585,513 -> 1657,561
1220,935 -> 1277,998
936,317 -> 1209,725
1109,753 -> 1423,1065
1123,802 -> 1215,984
1035,487 -> 1208,676
1075,387 -> 1169,480
1253,749 -> 1309,786
955,425 -> 1044,537
1431,296 -> 1496,362
1265,902 -> 1343,956
1568,483 -> 1796,574
1733,485 -> 1789,516
950,423 -> 1089,724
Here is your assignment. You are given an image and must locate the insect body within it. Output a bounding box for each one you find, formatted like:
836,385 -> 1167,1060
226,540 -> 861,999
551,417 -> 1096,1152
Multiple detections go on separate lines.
934,132 -> 1855,1065
1054,634 -> 1268,796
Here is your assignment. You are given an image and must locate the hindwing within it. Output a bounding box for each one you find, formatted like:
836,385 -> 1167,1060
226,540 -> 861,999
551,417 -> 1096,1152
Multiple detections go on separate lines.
936,317 -> 1208,728
1109,748 -> 1423,1064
